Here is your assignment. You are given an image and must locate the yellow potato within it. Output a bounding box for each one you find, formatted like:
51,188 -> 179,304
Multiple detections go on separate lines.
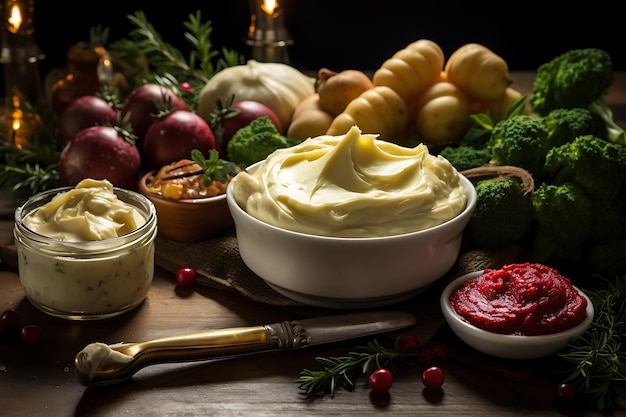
317,68 -> 373,117
415,94 -> 471,146
287,94 -> 334,140
444,43 -> 511,101
326,86 -> 408,141
414,81 -> 467,113
373,39 -> 445,103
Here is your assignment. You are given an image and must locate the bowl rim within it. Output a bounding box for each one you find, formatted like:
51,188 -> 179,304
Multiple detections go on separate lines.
227,165 -> 477,241
440,270 -> 595,341
138,171 -> 228,205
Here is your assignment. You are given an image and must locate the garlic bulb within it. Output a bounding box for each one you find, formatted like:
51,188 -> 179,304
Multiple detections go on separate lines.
197,60 -> 316,131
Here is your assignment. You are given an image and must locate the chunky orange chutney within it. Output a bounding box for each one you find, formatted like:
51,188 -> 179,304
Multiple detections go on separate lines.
450,263 -> 588,336
146,159 -> 229,200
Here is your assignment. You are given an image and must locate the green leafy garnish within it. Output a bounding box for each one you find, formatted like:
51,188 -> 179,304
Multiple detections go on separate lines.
190,149 -> 240,186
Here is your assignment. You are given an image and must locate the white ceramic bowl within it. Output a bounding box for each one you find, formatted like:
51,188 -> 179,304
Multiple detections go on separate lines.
227,164 -> 477,309
440,271 -> 595,360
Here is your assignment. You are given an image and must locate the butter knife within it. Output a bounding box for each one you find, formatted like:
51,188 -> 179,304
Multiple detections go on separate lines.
75,310 -> 416,386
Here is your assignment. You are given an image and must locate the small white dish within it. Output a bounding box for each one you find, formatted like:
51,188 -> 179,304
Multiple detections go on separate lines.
440,270 -> 594,360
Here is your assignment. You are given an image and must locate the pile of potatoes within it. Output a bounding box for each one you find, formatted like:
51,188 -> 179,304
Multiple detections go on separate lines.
287,40 -> 525,147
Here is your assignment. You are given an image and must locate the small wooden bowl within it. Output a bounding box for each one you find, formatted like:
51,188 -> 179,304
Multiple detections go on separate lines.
138,172 -> 234,242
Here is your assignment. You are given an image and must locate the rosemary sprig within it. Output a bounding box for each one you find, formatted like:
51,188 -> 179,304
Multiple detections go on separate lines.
557,275 -> 626,412
296,338 -> 419,398
0,103 -> 60,195
0,158 -> 59,195
122,10 -> 245,110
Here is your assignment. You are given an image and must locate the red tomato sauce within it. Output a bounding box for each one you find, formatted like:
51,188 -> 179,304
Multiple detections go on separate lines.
450,263 -> 588,336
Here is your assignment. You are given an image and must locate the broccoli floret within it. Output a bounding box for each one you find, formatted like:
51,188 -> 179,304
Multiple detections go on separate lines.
530,48 -> 613,113
438,145 -> 491,171
438,122 -> 493,171
466,178 -> 534,249
227,116 -> 300,167
487,114 -> 550,179
542,107 -> 607,148
459,124 -> 492,148
529,48 -> 625,145
529,182 -> 594,263
543,135 -> 626,202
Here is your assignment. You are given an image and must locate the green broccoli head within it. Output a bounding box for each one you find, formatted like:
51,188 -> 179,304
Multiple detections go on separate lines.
530,48 -> 614,116
542,107 -> 607,148
227,116 -> 300,167
466,177 -> 534,249
530,182 -> 594,263
543,134 -> 626,202
438,145 -> 491,171
459,124 -> 492,148
487,114 -> 550,179
529,48 -> 625,145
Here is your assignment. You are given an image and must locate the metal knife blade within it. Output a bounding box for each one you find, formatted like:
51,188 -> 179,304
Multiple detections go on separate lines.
74,311 -> 416,386
266,310 -> 417,349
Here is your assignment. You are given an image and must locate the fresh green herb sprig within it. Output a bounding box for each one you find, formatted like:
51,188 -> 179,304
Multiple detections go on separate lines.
0,105 -> 60,195
470,95 -> 529,131
0,155 -> 59,195
296,338 -> 420,398
122,10 -> 244,110
190,149 -> 240,185
558,275 -> 626,412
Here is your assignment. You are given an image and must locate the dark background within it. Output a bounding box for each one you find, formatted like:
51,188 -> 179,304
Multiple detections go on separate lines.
23,0 -> 626,81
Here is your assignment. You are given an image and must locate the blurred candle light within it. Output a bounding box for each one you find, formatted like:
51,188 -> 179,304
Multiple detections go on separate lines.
0,94 -> 40,149
1,0 -> 44,103
7,2 -> 22,33
7,0 -> 32,35
246,0 -> 293,64
0,0 -> 43,149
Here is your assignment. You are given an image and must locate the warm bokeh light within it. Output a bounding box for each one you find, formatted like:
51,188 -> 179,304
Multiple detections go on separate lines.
7,4 -> 22,34
261,0 -> 278,15
0,96 -> 41,149
6,107 -> 29,149
11,117 -> 20,132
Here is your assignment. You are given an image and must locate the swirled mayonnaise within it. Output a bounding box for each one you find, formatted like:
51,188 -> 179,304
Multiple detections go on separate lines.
15,178 -> 157,319
24,178 -> 146,241
75,342 -> 134,381
230,126 -> 468,237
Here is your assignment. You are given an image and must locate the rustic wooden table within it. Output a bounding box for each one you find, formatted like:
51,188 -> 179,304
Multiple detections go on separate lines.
1,72 -> 625,417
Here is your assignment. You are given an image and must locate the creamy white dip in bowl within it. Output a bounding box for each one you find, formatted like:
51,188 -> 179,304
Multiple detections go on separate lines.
14,179 -> 157,320
227,127 -> 477,309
